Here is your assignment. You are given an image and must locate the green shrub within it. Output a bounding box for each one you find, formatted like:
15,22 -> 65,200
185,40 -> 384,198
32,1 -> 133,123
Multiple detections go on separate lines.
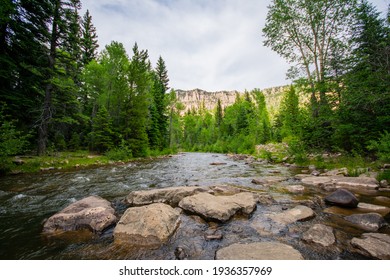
367,131 -> 390,161
105,140 -> 132,161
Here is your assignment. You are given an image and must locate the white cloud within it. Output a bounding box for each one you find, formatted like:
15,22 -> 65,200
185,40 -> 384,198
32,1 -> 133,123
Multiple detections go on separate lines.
80,0 -> 387,92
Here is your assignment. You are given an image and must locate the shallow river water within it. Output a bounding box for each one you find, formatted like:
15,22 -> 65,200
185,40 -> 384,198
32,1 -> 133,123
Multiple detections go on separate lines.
0,152 -> 389,259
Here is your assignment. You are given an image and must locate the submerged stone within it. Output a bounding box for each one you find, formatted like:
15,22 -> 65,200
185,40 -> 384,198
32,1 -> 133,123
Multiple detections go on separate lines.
302,224 -> 336,247
216,242 -> 303,260
268,205 -> 315,225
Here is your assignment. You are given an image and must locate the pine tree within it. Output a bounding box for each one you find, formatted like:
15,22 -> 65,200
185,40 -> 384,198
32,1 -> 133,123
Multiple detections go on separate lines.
148,56 -> 169,149
215,98 -> 223,128
81,9 -> 99,66
124,43 -> 151,157
89,106 -> 114,152
38,0 -> 83,155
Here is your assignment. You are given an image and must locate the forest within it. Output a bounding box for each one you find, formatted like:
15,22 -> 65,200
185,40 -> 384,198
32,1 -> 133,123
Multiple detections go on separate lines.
0,0 -> 389,174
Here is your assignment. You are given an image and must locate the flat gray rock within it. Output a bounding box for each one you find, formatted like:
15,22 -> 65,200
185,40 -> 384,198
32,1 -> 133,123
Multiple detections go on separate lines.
301,176 -> 378,190
344,213 -> 387,231
216,242 -> 303,260
351,233 -> 390,259
302,224 -> 335,246
42,195 -> 117,234
268,205 -> 315,224
178,192 -> 258,222
114,203 -> 180,247
126,186 -> 209,207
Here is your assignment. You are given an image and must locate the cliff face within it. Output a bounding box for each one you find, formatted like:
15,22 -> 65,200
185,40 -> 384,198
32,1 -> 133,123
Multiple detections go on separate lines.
175,86 -> 289,116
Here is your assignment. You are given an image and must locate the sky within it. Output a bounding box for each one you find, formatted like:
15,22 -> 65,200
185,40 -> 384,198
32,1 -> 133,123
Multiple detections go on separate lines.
81,0 -> 389,92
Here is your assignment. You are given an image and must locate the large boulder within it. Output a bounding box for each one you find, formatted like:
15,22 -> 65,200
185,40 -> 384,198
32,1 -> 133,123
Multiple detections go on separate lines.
216,242 -> 303,260
344,213 -> 387,231
302,224 -> 336,247
114,203 -> 180,247
126,186 -> 209,207
351,233 -> 390,259
324,189 -> 359,208
42,195 -> 117,234
178,192 -> 258,222
268,205 -> 315,225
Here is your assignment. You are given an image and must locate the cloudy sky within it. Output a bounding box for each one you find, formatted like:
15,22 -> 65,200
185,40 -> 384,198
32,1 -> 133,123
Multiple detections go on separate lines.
81,0 -> 389,92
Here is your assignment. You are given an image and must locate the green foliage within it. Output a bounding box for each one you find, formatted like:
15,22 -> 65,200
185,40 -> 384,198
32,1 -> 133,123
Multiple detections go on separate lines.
89,106 -> 115,152
367,131 -> 390,161
0,105 -> 29,173
68,132 -> 81,151
105,140 -> 133,161
378,170 -> 390,182
285,136 -> 307,165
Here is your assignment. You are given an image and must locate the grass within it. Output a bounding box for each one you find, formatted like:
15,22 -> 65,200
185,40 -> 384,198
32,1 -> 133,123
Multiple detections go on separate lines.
4,148 -> 179,175
9,151 -> 110,174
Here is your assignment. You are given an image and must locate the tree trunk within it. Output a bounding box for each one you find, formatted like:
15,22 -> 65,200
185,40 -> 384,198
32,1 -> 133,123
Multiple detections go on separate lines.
37,0 -> 60,155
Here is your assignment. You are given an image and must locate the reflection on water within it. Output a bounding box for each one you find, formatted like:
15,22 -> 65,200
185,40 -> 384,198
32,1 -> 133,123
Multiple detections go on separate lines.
0,152 -> 389,259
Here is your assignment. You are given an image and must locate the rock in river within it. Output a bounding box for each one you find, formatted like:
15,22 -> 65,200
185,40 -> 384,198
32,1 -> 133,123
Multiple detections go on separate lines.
344,213 -> 387,232
301,176 -> 379,190
216,242 -> 303,260
324,189 -> 359,208
351,233 -> 390,259
178,192 -> 258,222
114,203 -> 180,247
268,205 -> 315,225
42,195 -> 117,234
302,224 -> 336,247
126,186 -> 209,207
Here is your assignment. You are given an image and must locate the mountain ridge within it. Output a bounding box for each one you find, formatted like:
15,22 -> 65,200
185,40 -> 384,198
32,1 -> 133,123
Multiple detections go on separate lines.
174,86 -> 290,116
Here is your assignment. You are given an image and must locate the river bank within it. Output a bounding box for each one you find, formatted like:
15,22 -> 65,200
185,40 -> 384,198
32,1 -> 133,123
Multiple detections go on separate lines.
3,150 -> 175,175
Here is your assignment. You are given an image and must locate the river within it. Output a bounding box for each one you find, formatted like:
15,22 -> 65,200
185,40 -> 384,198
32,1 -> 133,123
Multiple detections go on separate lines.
0,152 -> 389,259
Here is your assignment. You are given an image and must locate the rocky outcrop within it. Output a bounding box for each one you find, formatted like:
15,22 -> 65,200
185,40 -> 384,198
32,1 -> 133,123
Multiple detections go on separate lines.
114,203 -> 180,247
268,205 -> 315,224
351,233 -> 390,259
302,224 -> 335,247
344,213 -> 387,231
216,242 -> 304,260
126,186 -> 209,207
324,189 -> 359,208
178,192 -> 258,222
42,195 -> 117,234
175,86 -> 289,116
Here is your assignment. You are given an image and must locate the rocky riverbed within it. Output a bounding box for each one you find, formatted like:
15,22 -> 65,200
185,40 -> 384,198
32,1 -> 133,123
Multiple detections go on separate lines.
40,153 -> 390,260
1,153 -> 389,259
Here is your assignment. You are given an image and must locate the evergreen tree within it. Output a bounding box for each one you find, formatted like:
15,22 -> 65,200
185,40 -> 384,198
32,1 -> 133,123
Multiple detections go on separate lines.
215,98 -> 223,128
38,0 -> 83,155
277,86 -> 301,139
124,43 -> 151,157
334,1 -> 390,152
81,9 -> 99,66
89,106 -> 114,152
148,57 -> 169,150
